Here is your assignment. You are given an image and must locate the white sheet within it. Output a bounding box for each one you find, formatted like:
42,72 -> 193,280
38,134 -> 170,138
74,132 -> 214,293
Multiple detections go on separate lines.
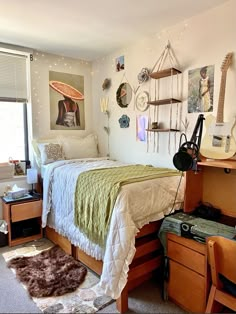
42,158 -> 185,299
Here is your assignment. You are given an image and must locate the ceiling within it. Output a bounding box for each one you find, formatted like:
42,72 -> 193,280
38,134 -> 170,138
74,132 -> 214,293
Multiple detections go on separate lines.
0,0 -> 228,61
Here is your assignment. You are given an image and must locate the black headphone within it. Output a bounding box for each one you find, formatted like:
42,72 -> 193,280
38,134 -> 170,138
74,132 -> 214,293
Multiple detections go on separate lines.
173,134 -> 199,171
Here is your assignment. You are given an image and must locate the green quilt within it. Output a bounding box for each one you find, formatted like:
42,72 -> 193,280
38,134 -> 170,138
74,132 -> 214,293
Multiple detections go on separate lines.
74,165 -> 180,248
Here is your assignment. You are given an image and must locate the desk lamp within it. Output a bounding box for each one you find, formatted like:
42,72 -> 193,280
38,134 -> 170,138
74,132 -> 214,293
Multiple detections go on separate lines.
26,168 -> 38,195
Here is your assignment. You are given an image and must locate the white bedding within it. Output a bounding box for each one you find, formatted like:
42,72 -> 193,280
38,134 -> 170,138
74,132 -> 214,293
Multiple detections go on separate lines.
42,158 -> 185,299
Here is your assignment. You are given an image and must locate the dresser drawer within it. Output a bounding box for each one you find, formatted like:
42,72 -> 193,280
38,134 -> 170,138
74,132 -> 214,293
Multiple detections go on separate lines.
11,200 -> 42,222
168,260 -> 206,313
168,239 -> 205,275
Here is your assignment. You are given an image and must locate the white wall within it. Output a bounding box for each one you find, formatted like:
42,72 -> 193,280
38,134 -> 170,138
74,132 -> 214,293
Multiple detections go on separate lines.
92,0 -> 236,168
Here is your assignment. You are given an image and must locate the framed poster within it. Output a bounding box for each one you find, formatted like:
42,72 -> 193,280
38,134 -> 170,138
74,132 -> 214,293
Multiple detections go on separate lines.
188,65 -> 214,113
49,71 -> 85,130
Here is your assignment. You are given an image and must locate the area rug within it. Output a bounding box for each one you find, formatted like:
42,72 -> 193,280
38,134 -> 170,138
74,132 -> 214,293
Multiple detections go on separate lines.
3,238 -> 114,313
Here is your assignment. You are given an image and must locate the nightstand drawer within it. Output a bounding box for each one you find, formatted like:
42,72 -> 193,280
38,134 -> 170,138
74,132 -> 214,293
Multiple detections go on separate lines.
168,239 -> 205,275
11,200 -> 42,222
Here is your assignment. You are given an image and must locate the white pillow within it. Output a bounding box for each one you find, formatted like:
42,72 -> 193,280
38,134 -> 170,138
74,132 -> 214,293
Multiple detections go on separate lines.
32,138 -> 60,167
37,143 -> 65,165
59,133 -> 98,159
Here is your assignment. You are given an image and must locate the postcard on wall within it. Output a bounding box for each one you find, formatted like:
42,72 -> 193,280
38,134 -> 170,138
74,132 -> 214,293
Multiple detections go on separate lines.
116,55 -> 125,72
49,71 -> 85,130
188,65 -> 214,113
136,115 -> 149,142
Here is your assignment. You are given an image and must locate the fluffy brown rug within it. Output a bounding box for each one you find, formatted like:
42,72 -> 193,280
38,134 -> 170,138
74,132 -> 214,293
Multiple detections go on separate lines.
7,245 -> 87,298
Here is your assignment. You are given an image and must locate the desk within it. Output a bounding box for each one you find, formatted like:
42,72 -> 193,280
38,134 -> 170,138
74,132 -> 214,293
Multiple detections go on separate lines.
159,212 -> 236,313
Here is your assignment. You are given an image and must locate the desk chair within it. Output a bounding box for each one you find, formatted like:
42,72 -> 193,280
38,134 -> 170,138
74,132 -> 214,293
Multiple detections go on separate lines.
205,236 -> 236,313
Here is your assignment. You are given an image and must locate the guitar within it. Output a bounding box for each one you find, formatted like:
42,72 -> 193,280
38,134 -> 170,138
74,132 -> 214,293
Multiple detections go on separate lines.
200,52 -> 236,159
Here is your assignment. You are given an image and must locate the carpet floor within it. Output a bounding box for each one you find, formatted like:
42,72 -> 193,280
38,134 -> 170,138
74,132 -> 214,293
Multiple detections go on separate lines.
0,238 -> 186,313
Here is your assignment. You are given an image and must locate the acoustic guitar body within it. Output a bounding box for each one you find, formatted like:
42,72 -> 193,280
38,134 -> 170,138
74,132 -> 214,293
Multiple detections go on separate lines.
200,114 -> 236,159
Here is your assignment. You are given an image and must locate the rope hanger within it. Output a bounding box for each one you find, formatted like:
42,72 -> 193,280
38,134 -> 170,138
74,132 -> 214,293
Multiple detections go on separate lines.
150,40 -> 180,73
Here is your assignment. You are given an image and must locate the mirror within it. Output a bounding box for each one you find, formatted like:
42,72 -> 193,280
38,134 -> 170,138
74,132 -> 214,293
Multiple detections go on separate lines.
116,83 -> 132,108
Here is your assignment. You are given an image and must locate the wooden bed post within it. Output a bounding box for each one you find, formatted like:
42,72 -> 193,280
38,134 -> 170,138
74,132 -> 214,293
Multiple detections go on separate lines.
116,284 -> 128,313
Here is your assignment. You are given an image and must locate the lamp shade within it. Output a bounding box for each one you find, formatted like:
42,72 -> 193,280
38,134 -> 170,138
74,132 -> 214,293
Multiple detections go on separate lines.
26,168 -> 38,184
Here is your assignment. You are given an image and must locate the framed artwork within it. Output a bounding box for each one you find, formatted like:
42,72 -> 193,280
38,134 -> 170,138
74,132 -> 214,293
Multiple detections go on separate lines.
49,71 -> 85,130
116,55 -> 125,72
188,65 -> 214,113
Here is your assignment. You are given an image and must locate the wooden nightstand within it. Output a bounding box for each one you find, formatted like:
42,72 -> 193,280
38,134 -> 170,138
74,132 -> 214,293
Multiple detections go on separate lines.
2,196 -> 43,246
167,233 -> 210,313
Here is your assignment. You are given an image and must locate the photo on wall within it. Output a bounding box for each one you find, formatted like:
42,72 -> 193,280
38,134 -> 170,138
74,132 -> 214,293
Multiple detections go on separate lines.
49,71 -> 85,130
115,55 -> 125,72
188,65 -> 214,113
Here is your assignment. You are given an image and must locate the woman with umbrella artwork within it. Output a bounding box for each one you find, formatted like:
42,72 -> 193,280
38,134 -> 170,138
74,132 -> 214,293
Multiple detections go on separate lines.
49,81 -> 84,128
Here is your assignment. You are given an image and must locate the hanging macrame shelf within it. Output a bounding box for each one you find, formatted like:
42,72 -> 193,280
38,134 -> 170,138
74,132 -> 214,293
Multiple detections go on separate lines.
147,45 -> 182,134
146,42 -> 183,155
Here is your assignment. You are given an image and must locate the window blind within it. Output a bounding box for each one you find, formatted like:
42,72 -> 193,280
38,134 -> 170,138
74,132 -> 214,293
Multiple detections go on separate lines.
0,51 -> 28,102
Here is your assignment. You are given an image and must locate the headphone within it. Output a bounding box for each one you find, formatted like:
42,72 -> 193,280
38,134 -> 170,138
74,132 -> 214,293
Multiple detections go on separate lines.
173,134 -> 199,171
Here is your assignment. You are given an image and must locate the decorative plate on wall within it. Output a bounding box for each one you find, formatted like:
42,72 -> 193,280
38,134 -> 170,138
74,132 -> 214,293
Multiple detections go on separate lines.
135,91 -> 149,112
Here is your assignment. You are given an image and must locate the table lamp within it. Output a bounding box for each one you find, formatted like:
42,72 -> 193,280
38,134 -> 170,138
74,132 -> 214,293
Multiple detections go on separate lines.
26,168 -> 38,195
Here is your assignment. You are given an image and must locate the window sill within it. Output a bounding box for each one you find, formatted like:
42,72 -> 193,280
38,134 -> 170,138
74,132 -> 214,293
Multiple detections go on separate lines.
0,175 -> 27,183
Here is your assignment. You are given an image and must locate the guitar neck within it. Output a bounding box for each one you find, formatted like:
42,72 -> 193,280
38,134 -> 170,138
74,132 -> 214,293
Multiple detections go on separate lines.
217,72 -> 227,123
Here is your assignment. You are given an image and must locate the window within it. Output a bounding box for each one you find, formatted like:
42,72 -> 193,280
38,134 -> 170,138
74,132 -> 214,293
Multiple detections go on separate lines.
0,48 -> 31,163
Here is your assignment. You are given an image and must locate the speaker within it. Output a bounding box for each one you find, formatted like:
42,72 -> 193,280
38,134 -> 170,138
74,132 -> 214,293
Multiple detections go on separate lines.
173,141 -> 199,171
180,222 -> 194,238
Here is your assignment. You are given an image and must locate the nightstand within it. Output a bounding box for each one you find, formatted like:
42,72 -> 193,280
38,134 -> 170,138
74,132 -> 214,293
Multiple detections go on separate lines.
2,196 -> 43,246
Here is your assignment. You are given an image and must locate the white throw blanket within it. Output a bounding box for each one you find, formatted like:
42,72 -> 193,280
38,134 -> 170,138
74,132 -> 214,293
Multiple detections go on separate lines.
42,158 -> 185,299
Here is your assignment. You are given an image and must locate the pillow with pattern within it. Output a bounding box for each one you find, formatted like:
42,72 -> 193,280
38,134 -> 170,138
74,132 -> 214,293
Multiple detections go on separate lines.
37,143 -> 65,165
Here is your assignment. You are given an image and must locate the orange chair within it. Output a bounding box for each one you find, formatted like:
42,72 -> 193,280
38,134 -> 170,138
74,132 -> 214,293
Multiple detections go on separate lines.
205,236 -> 236,313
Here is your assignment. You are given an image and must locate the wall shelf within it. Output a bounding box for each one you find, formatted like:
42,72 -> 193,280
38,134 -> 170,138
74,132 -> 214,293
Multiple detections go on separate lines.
147,98 -> 181,106
146,128 -> 180,133
149,67 -> 181,79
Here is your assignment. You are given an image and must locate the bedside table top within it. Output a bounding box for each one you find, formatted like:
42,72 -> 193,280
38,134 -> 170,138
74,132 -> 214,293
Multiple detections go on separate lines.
1,194 -> 41,204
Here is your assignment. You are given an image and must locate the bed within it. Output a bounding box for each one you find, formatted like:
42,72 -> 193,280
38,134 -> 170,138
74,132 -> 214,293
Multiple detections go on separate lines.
40,158 -> 184,312
34,134 -> 185,312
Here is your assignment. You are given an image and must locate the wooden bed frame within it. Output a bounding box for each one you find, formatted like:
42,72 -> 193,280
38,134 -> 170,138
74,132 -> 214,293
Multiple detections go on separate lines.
45,219 -> 164,313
